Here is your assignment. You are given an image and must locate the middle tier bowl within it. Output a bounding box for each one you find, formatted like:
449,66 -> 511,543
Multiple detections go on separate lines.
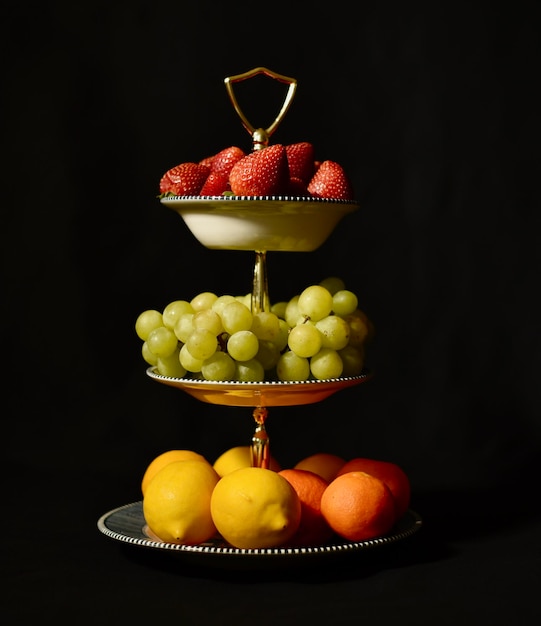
161,195 -> 359,251
147,367 -> 372,407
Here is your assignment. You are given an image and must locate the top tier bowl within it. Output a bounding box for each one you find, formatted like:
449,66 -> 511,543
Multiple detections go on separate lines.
161,195 -> 359,251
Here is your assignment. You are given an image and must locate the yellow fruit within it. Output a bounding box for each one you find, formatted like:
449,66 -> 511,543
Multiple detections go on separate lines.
141,449 -> 209,495
212,445 -> 281,477
210,467 -> 301,549
143,460 -> 219,544
293,452 -> 347,483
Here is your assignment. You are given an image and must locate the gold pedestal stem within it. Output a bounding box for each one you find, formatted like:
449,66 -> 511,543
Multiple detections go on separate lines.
251,407 -> 270,469
252,250 -> 269,313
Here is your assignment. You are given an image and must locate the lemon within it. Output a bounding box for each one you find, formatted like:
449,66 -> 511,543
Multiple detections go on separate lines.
141,449 -> 209,495
210,467 -> 301,549
293,452 -> 346,483
212,445 -> 281,477
143,460 -> 219,544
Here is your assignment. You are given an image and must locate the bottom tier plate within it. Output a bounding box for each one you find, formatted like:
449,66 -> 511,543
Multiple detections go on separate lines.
97,501 -> 422,569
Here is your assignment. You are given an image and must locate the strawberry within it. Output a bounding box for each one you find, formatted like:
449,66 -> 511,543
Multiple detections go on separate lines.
287,176 -> 309,196
199,155 -> 215,169
285,142 -> 315,184
307,160 -> 354,200
208,146 -> 245,175
199,170 -> 231,196
160,162 -> 210,195
229,144 -> 289,196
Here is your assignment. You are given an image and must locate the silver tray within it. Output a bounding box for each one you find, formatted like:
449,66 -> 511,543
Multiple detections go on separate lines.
98,501 -> 422,568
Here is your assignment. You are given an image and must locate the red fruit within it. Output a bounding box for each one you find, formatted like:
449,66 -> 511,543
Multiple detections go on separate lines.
285,142 -> 315,184
307,160 -> 354,200
229,144 -> 290,196
200,170 -> 231,196
159,162 -> 210,196
287,176 -> 309,196
199,155 -> 215,169
209,146 -> 245,175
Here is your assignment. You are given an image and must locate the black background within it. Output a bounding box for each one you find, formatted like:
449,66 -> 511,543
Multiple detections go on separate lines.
3,1 -> 540,624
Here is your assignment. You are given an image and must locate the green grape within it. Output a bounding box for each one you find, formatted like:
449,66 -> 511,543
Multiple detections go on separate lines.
235,358 -> 265,382
227,330 -> 259,361
276,350 -> 311,381
343,310 -> 370,347
284,295 -> 301,328
174,312 -> 195,343
135,309 -> 163,341
332,290 -> 358,317
147,326 -> 178,357
270,301 -> 288,319
310,347 -> 343,380
201,351 -> 236,381
256,340 -> 281,370
156,348 -> 187,378
273,318 -> 290,351
179,343 -> 204,372
338,344 -> 365,376
251,311 -> 280,342
185,328 -> 218,361
315,315 -> 350,350
142,341 -> 158,366
190,291 -> 218,311
235,293 -> 252,308
221,300 -> 253,334
211,294 -> 237,316
287,323 -> 322,358
193,308 -> 223,335
297,285 -> 333,322
319,276 -> 346,295
137,279 -> 370,382
162,300 -> 194,330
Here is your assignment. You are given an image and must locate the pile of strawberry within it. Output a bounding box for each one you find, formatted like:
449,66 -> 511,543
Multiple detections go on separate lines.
159,142 -> 354,200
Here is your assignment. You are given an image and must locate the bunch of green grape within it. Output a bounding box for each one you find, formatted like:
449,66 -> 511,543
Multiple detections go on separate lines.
135,277 -> 373,382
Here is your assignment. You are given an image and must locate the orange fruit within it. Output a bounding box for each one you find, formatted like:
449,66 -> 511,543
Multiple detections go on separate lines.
293,452 -> 347,482
141,449 -> 209,495
278,468 -> 335,546
336,458 -> 411,519
320,471 -> 397,542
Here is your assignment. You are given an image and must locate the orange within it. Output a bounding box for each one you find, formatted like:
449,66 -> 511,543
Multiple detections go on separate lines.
278,468 -> 335,546
321,471 -> 397,542
336,458 -> 411,519
141,449 -> 209,495
293,452 -> 347,483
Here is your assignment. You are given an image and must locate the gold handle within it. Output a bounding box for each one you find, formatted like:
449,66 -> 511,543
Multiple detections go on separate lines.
224,67 -> 297,150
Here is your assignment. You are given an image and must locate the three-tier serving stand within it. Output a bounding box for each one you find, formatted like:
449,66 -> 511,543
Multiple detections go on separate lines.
98,68 -> 422,566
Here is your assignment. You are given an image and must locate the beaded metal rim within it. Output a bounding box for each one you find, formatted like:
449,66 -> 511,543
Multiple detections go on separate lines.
161,195 -> 358,204
146,366 -> 371,388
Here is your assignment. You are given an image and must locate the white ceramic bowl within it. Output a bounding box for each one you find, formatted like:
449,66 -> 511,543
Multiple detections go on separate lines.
161,195 -> 359,251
